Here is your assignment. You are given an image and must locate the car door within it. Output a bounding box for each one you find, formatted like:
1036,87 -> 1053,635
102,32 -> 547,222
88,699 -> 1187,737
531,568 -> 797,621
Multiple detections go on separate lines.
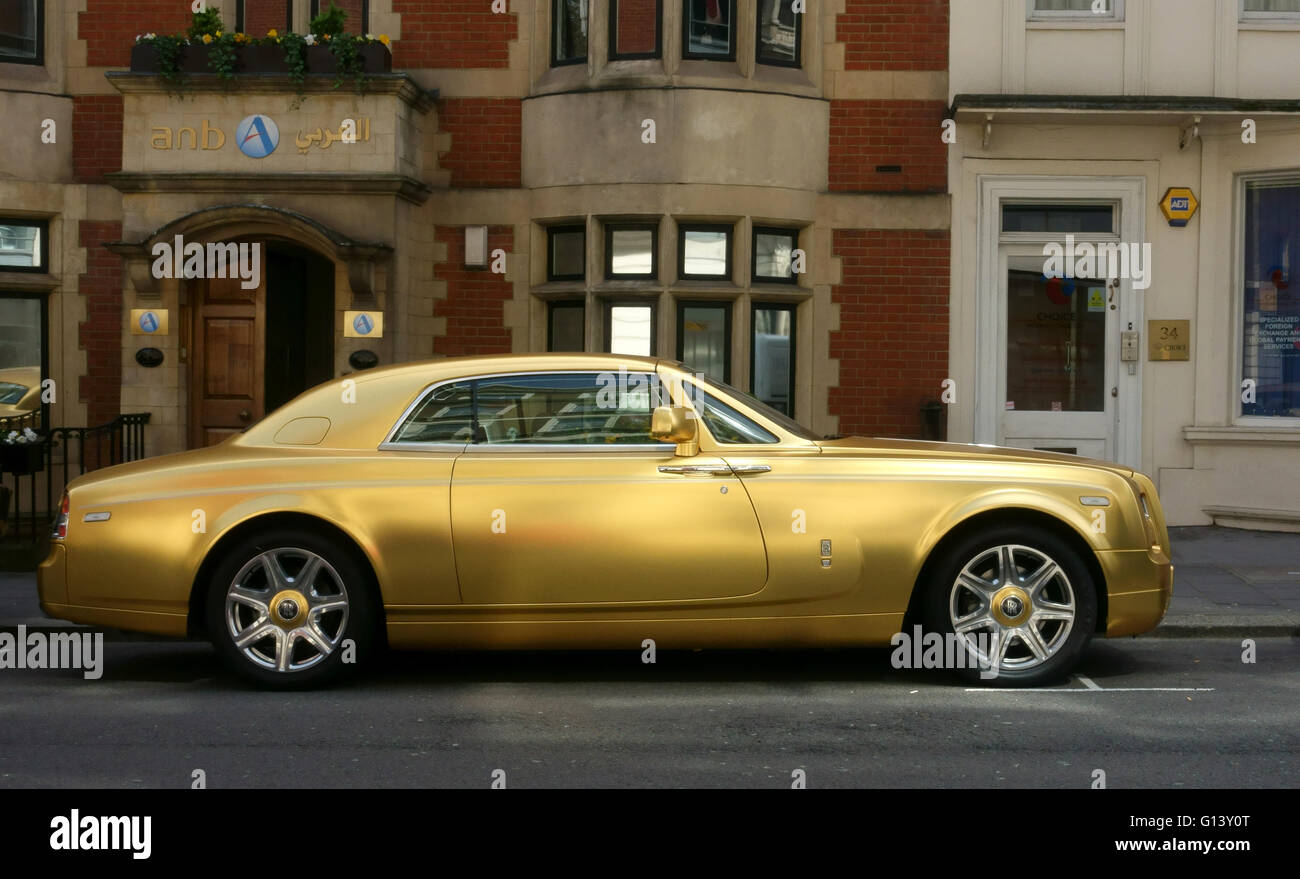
450,370 -> 768,605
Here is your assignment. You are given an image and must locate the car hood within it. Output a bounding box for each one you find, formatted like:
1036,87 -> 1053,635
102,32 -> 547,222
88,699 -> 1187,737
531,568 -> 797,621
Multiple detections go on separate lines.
815,436 -> 1135,477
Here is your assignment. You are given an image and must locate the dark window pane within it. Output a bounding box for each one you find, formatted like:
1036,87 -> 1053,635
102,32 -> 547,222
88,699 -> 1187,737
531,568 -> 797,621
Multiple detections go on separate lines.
0,224 -> 41,269
680,304 -> 728,382
476,373 -> 661,445
549,228 -> 585,280
548,303 -> 585,351
681,228 -> 728,277
607,305 -> 654,355
1001,204 -> 1114,234
0,0 -> 39,62
609,228 -> 655,276
1005,269 -> 1106,412
0,299 -> 43,420
754,229 -> 797,281
752,306 -> 794,415
393,382 -> 475,443
1242,181 -> 1300,417
757,0 -> 799,65
685,0 -> 733,58
553,0 -> 588,64
1244,0 -> 1300,11
613,0 -> 658,57
696,391 -> 778,444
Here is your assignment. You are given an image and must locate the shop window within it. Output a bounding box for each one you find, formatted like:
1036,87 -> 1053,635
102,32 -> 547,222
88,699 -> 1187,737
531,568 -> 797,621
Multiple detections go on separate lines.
683,0 -> 735,60
610,0 -> 661,60
677,301 -> 731,383
548,301 -> 585,351
604,302 -> 656,356
752,304 -> 795,416
553,0 -> 589,66
605,224 -> 657,279
0,220 -> 47,273
752,227 -> 799,283
756,0 -> 801,67
1029,0 -> 1123,19
0,295 -> 47,428
548,226 -> 586,281
1241,179 -> 1300,418
1241,0 -> 1300,19
678,225 -> 732,280
0,0 -> 42,65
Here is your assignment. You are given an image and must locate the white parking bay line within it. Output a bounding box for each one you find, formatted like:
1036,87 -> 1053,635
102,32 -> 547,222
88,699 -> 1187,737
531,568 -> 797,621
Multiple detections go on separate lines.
964,675 -> 1215,693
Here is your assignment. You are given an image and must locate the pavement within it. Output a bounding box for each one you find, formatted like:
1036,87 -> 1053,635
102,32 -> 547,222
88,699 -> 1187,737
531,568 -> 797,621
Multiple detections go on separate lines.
1,524 -> 1295,637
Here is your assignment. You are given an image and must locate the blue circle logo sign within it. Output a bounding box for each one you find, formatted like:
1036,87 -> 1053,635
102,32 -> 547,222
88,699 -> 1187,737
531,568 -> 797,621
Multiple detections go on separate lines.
235,115 -> 279,158
138,311 -> 159,333
353,313 -> 374,335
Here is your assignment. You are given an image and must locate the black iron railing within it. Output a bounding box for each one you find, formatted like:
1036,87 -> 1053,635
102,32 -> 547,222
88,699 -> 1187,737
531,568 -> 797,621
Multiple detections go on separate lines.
0,413 -> 152,542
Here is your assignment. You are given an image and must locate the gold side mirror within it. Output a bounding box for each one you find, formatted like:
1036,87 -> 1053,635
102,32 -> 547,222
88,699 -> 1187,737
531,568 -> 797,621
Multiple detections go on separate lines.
650,405 -> 699,457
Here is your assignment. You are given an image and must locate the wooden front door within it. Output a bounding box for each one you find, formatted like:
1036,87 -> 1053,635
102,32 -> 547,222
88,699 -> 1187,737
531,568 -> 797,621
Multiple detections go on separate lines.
190,275 -> 265,448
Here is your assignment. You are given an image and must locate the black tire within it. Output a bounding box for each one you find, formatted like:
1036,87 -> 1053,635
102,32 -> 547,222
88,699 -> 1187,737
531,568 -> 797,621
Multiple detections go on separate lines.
922,524 -> 1097,687
205,528 -> 377,689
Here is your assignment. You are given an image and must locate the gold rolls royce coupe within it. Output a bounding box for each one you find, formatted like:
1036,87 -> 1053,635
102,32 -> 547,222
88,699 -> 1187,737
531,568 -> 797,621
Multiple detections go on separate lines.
38,354 -> 1173,688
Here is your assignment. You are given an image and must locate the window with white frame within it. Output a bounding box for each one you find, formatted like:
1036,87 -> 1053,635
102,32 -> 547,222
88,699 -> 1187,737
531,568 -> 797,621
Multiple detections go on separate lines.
1241,177 -> 1300,419
1028,0 -> 1123,20
1241,0 -> 1300,19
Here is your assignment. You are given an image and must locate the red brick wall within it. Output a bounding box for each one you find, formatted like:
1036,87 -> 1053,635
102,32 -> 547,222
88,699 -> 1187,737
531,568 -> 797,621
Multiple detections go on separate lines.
435,99 -> 522,188
432,226 -> 514,357
77,221 -> 125,425
244,0 -> 290,37
829,229 -> 950,439
838,0 -> 948,71
614,0 -> 658,56
72,96 -> 124,184
391,0 -> 517,68
81,1 -> 192,68
828,100 -> 946,193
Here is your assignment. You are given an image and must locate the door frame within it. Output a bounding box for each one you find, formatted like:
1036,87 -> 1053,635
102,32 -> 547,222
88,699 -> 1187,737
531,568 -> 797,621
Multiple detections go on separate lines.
975,175 -> 1146,469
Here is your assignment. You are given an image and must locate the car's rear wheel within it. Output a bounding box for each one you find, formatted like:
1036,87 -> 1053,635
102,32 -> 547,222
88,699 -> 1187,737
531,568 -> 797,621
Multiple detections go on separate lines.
205,529 -> 375,688
923,525 -> 1097,686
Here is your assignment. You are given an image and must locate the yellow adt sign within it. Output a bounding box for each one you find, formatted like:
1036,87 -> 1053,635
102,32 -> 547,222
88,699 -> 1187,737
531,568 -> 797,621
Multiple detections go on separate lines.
1160,187 -> 1199,227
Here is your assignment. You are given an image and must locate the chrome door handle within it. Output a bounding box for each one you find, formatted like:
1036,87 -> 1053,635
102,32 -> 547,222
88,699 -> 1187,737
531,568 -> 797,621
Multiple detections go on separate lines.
658,465 -> 733,476
729,465 -> 772,476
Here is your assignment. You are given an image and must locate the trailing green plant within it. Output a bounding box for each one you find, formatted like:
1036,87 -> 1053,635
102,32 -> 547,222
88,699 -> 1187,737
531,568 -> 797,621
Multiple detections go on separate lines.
281,32 -> 309,107
207,32 -> 240,84
310,2 -> 348,38
138,33 -> 186,92
329,33 -> 368,94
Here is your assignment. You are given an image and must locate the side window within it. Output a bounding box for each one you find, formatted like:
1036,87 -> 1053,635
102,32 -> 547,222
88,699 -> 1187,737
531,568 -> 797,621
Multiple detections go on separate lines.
390,381 -> 474,443
694,391 -> 779,444
476,372 -> 665,445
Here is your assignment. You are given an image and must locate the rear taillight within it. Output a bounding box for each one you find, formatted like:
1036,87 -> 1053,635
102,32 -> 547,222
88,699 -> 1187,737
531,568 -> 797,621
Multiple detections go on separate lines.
52,492 -> 69,540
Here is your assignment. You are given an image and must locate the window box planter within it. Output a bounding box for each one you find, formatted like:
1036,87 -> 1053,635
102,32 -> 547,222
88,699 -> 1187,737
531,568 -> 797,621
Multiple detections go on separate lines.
1,442 -> 45,476
306,43 -> 392,74
241,44 -> 291,74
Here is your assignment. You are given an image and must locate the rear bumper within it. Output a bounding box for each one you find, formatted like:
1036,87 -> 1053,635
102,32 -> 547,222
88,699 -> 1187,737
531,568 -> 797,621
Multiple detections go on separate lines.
37,542 -> 187,637
1097,547 -> 1174,637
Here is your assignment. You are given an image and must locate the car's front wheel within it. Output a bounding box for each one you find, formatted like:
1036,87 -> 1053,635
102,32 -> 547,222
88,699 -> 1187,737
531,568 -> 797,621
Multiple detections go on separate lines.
206,529 -> 376,688
924,525 -> 1098,686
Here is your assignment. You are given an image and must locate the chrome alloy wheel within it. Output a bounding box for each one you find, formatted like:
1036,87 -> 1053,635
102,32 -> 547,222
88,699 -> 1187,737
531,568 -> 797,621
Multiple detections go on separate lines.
948,544 -> 1077,673
224,548 -> 350,673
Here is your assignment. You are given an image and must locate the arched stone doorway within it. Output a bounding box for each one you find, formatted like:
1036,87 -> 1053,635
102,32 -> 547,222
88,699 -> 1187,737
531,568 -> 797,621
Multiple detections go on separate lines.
106,203 -> 393,452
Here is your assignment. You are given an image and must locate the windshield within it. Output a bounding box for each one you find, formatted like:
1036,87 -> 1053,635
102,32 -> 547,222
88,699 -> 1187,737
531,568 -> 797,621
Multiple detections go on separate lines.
694,375 -> 821,441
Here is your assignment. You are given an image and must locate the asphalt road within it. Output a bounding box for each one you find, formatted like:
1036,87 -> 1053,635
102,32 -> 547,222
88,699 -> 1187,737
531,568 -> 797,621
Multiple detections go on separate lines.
0,636 -> 1295,788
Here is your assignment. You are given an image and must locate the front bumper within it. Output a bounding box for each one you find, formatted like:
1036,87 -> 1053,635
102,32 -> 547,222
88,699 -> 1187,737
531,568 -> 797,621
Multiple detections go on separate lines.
1098,547 -> 1174,637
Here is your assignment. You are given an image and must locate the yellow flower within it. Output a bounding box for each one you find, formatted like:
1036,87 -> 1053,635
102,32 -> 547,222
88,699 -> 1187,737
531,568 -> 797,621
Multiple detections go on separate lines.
267,28 -> 278,39
215,31 -> 222,37
322,33 -> 331,41
201,33 -> 212,44
378,34 -> 390,46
